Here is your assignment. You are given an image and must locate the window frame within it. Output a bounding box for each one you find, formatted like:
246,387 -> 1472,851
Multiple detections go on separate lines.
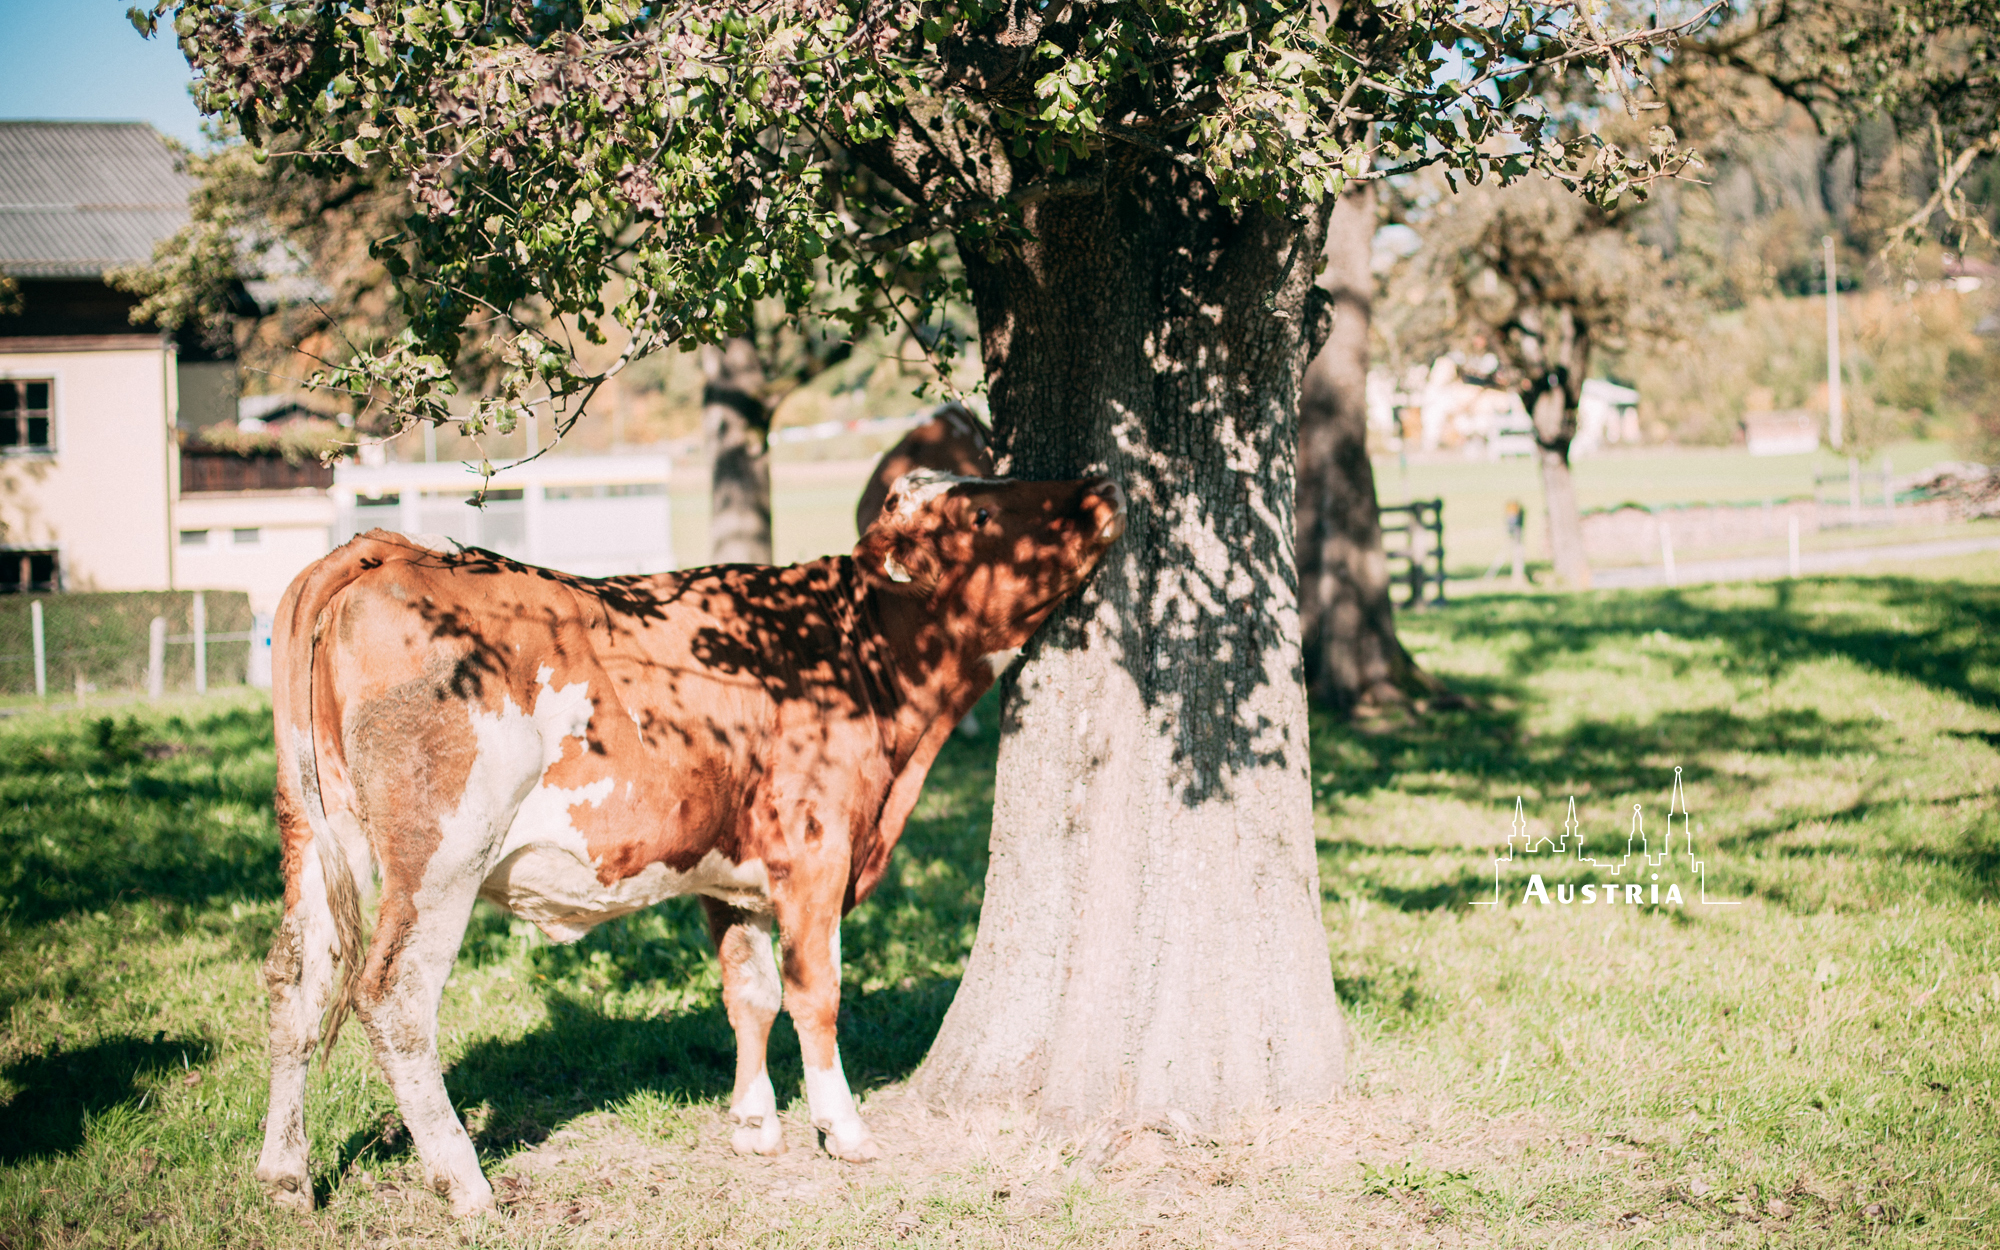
0,547 -> 62,594
0,372 -> 60,459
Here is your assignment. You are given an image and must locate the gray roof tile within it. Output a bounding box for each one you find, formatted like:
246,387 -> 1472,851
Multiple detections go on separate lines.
0,122 -> 193,278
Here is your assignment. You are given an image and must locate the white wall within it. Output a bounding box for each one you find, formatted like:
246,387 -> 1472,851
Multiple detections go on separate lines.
173,490 -> 334,613
0,343 -> 174,590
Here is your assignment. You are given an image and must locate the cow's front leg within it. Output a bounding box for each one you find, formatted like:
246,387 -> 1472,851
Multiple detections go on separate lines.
772,883 -> 880,1163
702,899 -> 785,1156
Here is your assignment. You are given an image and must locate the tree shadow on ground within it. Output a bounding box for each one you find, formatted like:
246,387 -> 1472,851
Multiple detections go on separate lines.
1313,576 -> 2000,911
1447,578 -> 2000,712
345,973 -> 959,1173
0,1034 -> 213,1162
0,705 -> 281,928
1314,693 -> 1880,810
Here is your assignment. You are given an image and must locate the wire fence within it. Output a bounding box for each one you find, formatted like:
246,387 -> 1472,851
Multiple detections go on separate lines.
0,590 -> 260,700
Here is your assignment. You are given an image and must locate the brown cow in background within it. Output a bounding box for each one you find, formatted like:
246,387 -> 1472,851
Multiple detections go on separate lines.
856,402 -> 994,532
857,403 -> 998,736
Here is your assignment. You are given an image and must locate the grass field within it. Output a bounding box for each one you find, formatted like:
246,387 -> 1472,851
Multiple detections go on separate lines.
2,558 -> 1998,1247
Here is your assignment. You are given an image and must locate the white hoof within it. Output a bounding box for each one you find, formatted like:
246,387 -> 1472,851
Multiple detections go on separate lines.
443,1175 -> 496,1219
731,1115 -> 786,1157
259,1170 -> 313,1213
818,1123 -> 881,1163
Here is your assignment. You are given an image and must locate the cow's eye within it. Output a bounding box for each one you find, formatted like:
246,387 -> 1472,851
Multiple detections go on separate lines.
975,508 -> 991,526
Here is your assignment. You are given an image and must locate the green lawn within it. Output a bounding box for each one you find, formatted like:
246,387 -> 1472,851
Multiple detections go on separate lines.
2,563 -> 1997,1246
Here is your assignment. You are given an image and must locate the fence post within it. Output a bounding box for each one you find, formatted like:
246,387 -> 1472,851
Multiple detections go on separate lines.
192,591 -> 207,695
1883,457 -> 1894,525
30,600 -> 45,699
1848,456 -> 1862,529
1661,522 -> 1676,587
1788,514 -> 1802,578
148,616 -> 167,699
1430,500 -> 1447,604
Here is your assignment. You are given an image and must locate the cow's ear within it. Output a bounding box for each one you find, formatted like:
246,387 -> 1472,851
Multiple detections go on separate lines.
855,528 -> 939,596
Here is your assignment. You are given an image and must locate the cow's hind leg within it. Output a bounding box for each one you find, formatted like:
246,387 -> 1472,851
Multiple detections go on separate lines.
772,882 -> 880,1162
254,797 -> 339,1210
347,707 -> 530,1217
352,849 -> 495,1215
703,899 -> 785,1156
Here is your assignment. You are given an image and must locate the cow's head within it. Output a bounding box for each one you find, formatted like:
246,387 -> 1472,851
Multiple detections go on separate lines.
855,470 -> 1127,655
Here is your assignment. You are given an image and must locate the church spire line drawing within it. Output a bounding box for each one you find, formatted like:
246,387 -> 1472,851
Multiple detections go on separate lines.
1471,767 -> 1740,907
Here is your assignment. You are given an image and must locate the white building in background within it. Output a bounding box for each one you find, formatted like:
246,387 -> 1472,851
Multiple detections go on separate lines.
0,122 -> 233,594
333,455 -> 676,578
174,485 -> 338,614
1573,378 -> 1642,456
1365,359 -> 1643,459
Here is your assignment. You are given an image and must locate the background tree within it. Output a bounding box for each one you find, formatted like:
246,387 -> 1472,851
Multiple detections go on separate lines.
139,0 -> 1690,1126
1295,182 -> 1432,711
1414,175 -> 1677,587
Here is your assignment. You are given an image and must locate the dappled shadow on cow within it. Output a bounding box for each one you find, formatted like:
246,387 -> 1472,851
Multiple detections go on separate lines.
252,471 -> 1126,1216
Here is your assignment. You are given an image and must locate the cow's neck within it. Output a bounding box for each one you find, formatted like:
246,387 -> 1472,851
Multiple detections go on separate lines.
851,575 -> 993,761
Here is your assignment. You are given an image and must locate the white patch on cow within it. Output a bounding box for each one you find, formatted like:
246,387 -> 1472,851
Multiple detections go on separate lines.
741,917 -> 784,1015
396,532 -> 464,555
730,1068 -> 783,1156
887,469 -> 978,517
485,845 -> 772,943
805,1058 -> 875,1159
983,648 -> 1022,680
422,669 -> 765,940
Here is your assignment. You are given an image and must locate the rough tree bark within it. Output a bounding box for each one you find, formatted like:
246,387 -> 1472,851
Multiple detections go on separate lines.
1295,183 -> 1428,712
912,159 -> 1347,1128
1520,310 -> 1592,590
702,336 -> 773,564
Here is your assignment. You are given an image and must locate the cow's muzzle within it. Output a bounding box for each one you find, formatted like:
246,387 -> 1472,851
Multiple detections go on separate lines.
1081,476 -> 1127,544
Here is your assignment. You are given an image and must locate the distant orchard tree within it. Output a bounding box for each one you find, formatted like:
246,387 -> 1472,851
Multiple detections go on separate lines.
1381,165 -> 1683,589
137,0 -> 1692,1124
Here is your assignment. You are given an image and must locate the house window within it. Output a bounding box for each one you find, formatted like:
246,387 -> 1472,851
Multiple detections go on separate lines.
0,550 -> 59,593
232,527 -> 261,546
0,379 -> 54,454
179,529 -> 210,548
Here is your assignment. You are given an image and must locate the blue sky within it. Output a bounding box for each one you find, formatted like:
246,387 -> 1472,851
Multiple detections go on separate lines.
0,1 -> 206,146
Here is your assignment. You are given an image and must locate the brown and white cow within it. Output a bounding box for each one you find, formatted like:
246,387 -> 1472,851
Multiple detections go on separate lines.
254,470 -> 1126,1216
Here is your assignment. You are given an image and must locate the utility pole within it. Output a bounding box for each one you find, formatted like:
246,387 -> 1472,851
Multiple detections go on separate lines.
1824,235 -> 1843,451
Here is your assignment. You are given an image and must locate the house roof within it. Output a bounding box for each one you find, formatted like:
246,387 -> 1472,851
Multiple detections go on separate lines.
0,122 -> 193,279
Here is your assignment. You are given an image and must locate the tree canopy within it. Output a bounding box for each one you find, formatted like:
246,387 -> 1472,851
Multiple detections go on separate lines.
133,0 -> 1701,467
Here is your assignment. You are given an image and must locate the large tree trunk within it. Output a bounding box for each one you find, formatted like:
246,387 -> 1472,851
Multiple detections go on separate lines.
914,160 -> 1346,1128
1295,184 -> 1426,712
701,337 -> 772,564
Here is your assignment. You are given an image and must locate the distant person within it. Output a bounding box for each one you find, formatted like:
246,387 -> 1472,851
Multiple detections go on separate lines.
855,401 -> 994,532
1484,499 -> 1530,586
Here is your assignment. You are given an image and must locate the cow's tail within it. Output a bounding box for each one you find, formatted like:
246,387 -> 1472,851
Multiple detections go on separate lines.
270,542 -> 374,1063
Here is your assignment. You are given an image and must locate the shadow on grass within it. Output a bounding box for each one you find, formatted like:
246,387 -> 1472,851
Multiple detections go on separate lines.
1315,576 -> 2000,912
328,973 -> 960,1175
1314,694 -> 1880,810
0,1034 -> 213,1162
0,704 -> 282,927
1448,578 -> 2000,712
